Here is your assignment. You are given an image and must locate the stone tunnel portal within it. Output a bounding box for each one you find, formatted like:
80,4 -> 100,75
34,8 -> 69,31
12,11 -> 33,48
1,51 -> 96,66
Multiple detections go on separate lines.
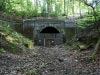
36,26 -> 63,46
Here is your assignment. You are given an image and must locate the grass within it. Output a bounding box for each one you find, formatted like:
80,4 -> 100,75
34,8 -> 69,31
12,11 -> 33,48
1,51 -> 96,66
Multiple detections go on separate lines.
0,22 -> 34,53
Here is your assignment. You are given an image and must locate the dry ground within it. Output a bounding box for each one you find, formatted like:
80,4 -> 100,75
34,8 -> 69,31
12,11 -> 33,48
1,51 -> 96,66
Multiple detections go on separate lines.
0,45 -> 100,75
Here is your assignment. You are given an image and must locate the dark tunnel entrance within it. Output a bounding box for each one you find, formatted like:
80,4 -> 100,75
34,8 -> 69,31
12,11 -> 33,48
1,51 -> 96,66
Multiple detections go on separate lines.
40,27 -> 59,33
36,26 -> 63,46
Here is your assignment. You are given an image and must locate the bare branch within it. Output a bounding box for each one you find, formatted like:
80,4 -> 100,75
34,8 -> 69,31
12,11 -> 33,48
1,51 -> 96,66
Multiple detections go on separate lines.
83,0 -> 94,8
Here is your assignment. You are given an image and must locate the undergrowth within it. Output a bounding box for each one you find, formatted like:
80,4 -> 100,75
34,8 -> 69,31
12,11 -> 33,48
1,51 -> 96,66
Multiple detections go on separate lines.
0,22 -> 34,53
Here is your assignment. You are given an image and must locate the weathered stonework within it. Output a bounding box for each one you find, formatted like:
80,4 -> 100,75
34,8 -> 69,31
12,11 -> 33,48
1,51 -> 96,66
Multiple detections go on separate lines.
23,19 -> 76,46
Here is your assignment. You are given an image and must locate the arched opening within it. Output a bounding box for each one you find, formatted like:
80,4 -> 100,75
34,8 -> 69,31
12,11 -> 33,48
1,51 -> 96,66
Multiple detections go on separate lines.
36,26 -> 63,46
40,27 -> 59,33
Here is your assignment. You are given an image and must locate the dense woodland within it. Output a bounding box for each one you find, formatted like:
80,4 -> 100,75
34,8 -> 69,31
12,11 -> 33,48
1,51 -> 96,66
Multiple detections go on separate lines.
0,0 -> 100,75
0,0 -> 94,18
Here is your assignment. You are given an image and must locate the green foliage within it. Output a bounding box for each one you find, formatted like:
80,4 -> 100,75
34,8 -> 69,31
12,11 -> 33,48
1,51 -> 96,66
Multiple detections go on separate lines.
39,63 -> 46,68
29,68 -> 36,75
0,48 -> 6,54
0,0 -> 89,18
0,22 -> 34,53
28,63 -> 46,75
77,5 -> 100,29
0,0 -> 6,11
77,16 -> 95,28
85,55 -> 97,62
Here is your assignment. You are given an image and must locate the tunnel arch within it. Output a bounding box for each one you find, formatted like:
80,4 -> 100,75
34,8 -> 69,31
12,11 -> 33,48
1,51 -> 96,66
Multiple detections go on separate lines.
40,26 -> 60,33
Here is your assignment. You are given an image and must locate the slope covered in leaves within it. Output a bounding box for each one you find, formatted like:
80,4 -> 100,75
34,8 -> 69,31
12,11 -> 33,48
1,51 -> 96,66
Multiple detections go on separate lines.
0,22 -> 34,53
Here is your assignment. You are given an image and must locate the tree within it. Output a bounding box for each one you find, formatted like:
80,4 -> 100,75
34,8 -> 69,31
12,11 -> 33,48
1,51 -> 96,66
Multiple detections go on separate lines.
82,0 -> 100,59
0,0 -> 91,18
63,0 -> 66,16
79,0 -> 82,16
0,0 -> 6,11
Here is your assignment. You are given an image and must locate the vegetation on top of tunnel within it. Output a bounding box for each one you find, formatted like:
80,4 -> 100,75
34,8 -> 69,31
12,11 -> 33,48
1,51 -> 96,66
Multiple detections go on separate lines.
77,12 -> 100,29
0,22 -> 34,53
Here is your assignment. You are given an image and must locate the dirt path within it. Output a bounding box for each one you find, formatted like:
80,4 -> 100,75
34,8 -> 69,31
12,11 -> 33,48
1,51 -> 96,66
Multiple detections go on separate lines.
0,46 -> 100,75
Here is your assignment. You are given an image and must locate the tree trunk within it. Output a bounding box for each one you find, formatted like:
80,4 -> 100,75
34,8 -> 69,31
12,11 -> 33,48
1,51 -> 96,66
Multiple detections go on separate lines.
92,37 -> 100,57
64,0 -> 66,15
79,0 -> 81,17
